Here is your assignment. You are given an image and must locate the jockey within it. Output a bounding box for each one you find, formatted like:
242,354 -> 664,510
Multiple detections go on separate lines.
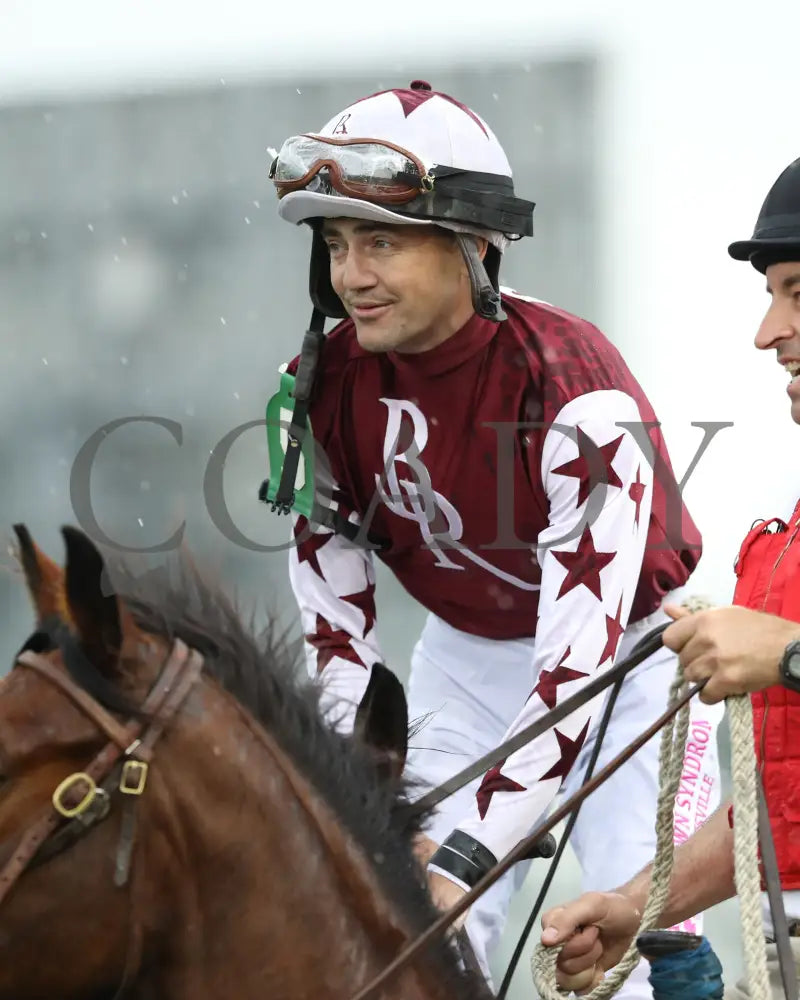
540,156 -> 800,998
266,79 -> 723,995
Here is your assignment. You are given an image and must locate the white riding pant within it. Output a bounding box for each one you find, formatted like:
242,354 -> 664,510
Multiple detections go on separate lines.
405,605 -> 725,998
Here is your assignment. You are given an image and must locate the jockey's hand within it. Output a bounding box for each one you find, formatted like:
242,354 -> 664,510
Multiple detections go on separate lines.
427,870 -> 469,930
663,604 -> 800,704
412,835 -> 470,928
413,832 -> 440,867
540,891 -> 642,993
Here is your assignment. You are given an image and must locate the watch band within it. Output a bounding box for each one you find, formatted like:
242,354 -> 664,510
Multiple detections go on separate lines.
780,639 -> 800,694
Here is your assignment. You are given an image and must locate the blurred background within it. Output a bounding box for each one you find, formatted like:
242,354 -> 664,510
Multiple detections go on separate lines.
3,0 -> 799,993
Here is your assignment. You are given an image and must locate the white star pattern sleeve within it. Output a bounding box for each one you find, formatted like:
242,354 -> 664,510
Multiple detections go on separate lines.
288,513 -> 385,734
453,389 -> 654,863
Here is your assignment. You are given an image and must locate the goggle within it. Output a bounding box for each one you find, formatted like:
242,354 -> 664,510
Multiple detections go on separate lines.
269,134 -> 434,205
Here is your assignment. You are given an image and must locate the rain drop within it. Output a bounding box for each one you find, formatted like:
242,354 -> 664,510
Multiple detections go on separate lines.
120,356 -> 129,366
171,194 -> 179,205
233,391 -> 240,400
42,357 -> 48,366
244,216 -> 251,225
87,223 -> 94,232
137,518 -> 144,527
220,317 -> 227,326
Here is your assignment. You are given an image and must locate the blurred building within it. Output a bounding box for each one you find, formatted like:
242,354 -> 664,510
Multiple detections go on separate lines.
0,61 -> 598,674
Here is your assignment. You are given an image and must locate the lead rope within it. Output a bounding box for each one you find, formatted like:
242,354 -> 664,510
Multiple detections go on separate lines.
728,692 -> 770,998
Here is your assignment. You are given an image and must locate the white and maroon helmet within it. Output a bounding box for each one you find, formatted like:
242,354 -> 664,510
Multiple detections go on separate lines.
270,80 -> 535,321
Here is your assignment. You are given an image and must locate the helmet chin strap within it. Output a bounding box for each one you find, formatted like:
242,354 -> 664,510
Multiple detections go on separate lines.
454,233 -> 506,322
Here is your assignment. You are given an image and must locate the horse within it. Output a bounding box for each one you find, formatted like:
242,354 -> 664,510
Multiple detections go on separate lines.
0,523 -> 493,1000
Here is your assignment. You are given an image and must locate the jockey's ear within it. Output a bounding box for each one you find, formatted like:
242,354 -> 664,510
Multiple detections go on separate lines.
354,663 -> 408,784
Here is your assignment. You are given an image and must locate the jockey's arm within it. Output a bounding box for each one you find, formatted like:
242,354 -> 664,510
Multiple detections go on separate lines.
287,513 -> 384,733
540,801 -> 735,992
429,391 -> 655,894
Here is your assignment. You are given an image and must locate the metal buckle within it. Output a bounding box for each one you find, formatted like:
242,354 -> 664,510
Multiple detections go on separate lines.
120,759 -> 148,796
52,772 -> 98,818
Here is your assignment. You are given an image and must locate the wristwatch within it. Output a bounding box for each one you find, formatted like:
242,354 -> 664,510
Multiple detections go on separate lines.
779,639 -> 800,694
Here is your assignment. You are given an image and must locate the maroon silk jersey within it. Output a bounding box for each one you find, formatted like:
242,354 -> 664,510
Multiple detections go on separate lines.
284,288 -> 701,859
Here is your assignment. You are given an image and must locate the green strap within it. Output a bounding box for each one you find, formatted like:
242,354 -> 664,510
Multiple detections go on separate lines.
264,370 -> 315,519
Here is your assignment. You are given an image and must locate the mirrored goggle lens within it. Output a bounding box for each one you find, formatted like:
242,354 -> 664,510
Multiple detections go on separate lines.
273,136 -> 421,190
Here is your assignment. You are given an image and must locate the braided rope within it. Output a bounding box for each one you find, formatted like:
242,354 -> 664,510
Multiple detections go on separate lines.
728,693 -> 770,998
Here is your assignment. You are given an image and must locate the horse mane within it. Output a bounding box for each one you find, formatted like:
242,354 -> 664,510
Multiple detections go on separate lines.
102,555 -> 491,998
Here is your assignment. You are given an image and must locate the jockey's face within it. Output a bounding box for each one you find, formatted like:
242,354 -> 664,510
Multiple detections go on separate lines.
322,219 -> 485,354
756,261 -> 800,424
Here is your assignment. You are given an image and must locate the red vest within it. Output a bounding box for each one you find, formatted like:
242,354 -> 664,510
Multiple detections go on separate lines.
733,497 -> 800,888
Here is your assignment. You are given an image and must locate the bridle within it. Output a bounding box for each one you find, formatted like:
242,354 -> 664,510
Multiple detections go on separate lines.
0,634 -> 205,994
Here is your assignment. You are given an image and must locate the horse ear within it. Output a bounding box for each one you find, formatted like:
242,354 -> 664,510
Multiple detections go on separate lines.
13,523 -> 70,624
353,663 -> 408,784
61,526 -> 129,674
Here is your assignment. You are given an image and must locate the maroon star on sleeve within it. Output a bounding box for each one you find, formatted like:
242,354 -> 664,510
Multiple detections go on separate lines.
551,428 -> 624,508
308,614 -> 367,674
341,581 -> 376,638
476,759 -> 527,819
538,720 -> 591,784
552,524 -> 617,601
598,596 -> 625,667
295,520 -> 334,581
628,466 -> 647,527
532,646 -> 588,709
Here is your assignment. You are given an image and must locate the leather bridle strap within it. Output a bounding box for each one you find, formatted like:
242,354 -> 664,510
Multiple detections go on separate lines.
0,639 -> 203,909
125,642 -> 205,762
15,653 -> 135,750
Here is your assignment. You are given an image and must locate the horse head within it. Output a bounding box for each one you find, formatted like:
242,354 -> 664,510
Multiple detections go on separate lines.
0,525 -> 489,1000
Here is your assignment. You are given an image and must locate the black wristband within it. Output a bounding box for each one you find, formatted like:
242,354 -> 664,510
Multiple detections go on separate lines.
428,831 -> 498,889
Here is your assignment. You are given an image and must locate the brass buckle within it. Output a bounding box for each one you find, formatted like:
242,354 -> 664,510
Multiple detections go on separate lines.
52,772 -> 97,818
120,759 -> 148,796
